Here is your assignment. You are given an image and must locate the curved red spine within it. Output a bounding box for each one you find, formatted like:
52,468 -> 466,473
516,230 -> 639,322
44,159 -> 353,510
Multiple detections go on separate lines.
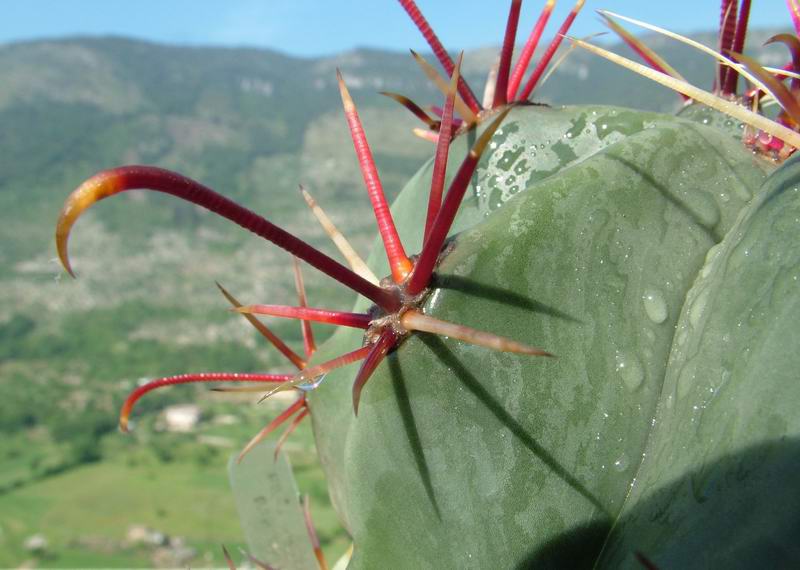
119,372 -> 291,431
62,166 -> 400,311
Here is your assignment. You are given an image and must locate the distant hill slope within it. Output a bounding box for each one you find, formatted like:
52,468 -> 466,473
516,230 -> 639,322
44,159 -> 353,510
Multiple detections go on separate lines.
0,29 -> 783,327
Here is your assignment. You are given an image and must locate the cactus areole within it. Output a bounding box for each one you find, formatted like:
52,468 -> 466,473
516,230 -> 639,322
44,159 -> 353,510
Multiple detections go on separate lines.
55,1 -> 800,568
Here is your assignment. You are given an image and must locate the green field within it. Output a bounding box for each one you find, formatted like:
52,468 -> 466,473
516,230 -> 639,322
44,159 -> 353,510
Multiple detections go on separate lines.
0,399 -> 347,568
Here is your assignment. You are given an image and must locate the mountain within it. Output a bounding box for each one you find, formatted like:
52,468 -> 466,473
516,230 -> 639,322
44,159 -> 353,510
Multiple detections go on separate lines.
0,31 -> 785,315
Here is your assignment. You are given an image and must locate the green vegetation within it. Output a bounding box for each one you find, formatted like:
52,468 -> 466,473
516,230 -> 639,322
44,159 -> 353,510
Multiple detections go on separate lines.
0,406 -> 344,568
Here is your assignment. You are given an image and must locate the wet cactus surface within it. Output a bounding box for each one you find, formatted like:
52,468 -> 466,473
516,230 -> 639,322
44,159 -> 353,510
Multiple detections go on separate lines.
308,105 -> 798,568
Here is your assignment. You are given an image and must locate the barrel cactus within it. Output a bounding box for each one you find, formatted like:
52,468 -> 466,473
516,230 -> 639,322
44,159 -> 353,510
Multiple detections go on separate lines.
55,1 -> 800,568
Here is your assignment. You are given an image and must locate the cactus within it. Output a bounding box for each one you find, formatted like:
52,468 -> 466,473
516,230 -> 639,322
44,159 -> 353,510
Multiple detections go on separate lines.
54,1 -> 800,568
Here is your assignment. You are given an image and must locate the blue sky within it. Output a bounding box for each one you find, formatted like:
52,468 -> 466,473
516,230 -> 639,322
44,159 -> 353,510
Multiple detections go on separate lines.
0,1 -> 790,56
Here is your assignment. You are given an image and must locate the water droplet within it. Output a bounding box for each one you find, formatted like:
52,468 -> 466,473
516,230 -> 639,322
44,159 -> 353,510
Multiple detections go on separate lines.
642,289 -> 668,324
614,453 -> 629,472
616,352 -> 644,391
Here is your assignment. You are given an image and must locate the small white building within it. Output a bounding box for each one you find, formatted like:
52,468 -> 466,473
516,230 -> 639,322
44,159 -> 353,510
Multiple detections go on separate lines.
23,534 -> 48,553
162,404 -> 201,432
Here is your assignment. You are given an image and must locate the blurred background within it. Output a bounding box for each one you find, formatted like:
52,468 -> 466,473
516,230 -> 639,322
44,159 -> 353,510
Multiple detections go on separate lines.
0,1 -> 789,567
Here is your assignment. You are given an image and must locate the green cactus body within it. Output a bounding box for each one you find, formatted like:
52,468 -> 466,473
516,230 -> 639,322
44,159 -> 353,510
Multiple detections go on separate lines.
305,105 -> 789,568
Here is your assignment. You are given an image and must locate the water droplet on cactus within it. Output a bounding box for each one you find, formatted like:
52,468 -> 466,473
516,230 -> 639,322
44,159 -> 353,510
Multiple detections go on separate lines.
588,209 -> 610,230
613,453 -> 629,472
497,147 -> 524,172
642,289 -> 668,324
615,351 -> 644,392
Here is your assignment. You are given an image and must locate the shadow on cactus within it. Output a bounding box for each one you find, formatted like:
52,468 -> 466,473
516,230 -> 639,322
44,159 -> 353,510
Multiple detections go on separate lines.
55,0 -> 800,568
